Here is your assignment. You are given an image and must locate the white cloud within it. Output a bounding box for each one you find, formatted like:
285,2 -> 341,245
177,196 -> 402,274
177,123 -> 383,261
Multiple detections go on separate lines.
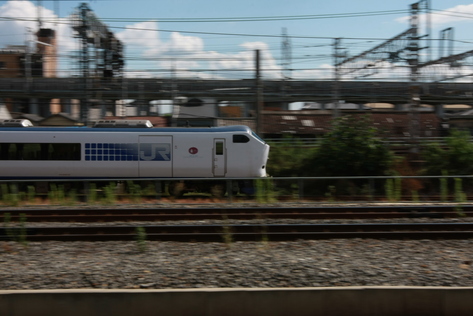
0,1 -> 76,64
0,1 -> 44,46
396,4 -> 473,27
430,4 -> 473,26
115,20 -> 284,79
116,21 -> 160,49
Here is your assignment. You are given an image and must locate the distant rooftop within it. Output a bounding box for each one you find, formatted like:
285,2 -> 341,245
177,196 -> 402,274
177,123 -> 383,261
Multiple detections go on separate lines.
0,45 -> 27,54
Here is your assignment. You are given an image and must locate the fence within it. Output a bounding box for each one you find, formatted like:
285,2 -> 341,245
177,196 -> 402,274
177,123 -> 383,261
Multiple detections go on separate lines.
265,137 -> 467,148
1,175 -> 473,205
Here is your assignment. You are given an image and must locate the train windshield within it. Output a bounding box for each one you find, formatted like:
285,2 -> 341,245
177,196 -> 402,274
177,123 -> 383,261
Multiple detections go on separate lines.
251,131 -> 266,144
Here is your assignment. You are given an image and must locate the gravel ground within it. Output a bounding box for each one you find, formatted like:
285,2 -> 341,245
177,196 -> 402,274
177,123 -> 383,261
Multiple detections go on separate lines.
1,238 -> 473,290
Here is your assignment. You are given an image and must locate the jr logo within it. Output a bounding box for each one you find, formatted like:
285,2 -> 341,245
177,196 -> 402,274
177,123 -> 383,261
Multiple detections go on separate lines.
140,143 -> 171,161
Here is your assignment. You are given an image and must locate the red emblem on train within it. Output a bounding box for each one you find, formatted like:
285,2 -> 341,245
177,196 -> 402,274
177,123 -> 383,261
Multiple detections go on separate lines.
189,147 -> 198,154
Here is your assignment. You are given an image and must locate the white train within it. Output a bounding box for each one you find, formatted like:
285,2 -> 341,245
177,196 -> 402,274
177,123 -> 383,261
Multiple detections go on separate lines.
0,119 -> 269,195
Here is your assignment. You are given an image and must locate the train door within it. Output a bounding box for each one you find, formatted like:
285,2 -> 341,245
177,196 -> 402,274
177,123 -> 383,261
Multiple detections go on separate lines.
213,138 -> 226,177
138,136 -> 173,177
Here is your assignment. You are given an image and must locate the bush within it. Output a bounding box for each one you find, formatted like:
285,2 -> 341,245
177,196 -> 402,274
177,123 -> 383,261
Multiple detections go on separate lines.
305,115 -> 393,177
422,129 -> 473,175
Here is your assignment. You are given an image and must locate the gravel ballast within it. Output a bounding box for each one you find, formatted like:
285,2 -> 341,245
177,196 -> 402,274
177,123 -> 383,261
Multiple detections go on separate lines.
1,203 -> 473,290
1,238 -> 472,289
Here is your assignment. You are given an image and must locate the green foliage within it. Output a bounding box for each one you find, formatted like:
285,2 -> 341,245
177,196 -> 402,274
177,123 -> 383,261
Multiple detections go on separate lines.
255,178 -> 277,203
17,213 -> 28,247
48,184 -> 66,205
102,183 -> 116,205
3,212 -> 13,239
88,183 -> 98,204
385,178 -> 402,201
305,115 -> 393,177
3,212 -> 28,247
1,184 -> 20,207
135,227 -> 147,253
27,186 -> 36,203
220,215 -> 234,247
127,181 -> 142,202
422,129 -> 473,175
66,189 -> 78,206
454,178 -> 467,216
266,136 -> 317,177
440,173 -> 448,202
325,185 -> 336,202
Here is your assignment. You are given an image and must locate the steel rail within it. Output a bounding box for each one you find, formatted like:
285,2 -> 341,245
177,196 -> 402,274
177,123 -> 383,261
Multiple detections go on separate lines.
2,223 -> 473,242
0,205 -> 471,222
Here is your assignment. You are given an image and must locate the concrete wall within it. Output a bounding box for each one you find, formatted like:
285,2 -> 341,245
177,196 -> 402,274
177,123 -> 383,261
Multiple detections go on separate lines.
1,287 -> 473,316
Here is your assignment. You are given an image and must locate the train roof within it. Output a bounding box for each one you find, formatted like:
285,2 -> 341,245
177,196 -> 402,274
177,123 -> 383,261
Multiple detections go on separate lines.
0,125 -> 253,133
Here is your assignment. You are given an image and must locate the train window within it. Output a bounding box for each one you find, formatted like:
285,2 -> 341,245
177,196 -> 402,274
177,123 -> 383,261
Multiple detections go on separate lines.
215,142 -> 224,155
0,143 -> 81,161
233,135 -> 250,143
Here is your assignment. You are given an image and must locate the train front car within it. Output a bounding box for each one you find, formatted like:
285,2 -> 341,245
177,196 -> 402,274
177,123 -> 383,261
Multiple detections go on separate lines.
224,125 -> 269,178
170,125 -> 269,178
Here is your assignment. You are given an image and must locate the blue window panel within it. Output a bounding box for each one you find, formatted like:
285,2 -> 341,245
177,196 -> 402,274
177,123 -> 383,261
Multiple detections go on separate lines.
84,143 -> 147,162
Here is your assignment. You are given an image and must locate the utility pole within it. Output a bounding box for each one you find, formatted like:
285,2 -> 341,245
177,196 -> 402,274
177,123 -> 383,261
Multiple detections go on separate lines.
280,28 -> 291,110
255,49 -> 263,135
332,38 -> 344,118
79,4 -> 90,124
407,2 -> 422,153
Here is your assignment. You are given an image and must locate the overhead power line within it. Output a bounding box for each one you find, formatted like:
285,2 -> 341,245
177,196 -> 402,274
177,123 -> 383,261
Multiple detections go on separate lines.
94,9 -> 410,23
1,9 -> 410,23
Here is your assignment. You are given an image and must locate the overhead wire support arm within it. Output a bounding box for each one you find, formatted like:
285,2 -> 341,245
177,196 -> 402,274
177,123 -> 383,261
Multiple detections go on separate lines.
336,28 -> 417,78
420,50 -> 473,69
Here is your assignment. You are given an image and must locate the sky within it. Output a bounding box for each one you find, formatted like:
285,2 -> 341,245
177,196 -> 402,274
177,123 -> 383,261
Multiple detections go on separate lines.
1,0 -> 473,81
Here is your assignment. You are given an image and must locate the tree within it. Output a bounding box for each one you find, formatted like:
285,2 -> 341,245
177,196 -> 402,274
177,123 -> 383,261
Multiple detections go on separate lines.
305,115 -> 393,177
422,129 -> 473,175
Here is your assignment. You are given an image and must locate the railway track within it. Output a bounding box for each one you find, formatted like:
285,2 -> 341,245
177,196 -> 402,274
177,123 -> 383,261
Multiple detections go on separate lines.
1,204 -> 473,222
2,222 -> 473,242
2,205 -> 473,241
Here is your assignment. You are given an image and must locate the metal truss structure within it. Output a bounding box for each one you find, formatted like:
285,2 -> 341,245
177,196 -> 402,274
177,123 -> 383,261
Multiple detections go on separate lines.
420,49 -> 473,82
336,28 -> 418,80
71,3 -> 124,79
335,0 -> 473,84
